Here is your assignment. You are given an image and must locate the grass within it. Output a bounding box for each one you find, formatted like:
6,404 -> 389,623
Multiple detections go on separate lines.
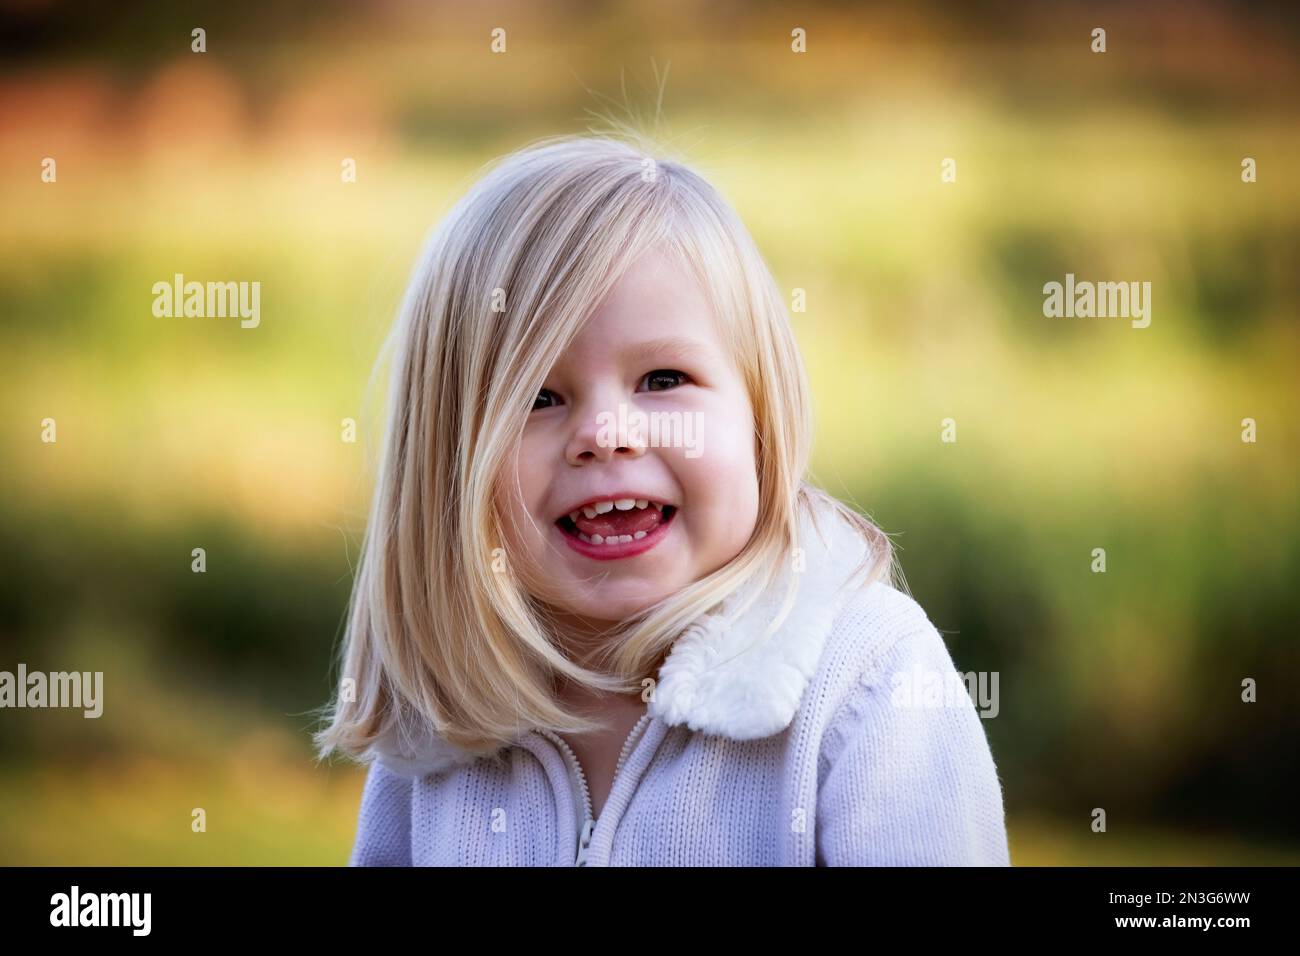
0,750 -> 361,867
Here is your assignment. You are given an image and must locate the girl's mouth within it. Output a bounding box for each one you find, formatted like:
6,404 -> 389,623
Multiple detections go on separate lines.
554,498 -> 677,561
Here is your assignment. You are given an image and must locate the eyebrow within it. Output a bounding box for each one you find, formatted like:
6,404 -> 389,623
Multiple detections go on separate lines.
618,336 -> 716,366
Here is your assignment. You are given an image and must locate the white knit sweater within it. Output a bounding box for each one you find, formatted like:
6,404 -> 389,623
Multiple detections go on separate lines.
350,496 -> 1011,865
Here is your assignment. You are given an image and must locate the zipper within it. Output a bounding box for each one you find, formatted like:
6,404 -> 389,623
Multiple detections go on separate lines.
575,818 -> 595,866
535,728 -> 594,861
613,712 -> 652,780
537,711 -> 653,866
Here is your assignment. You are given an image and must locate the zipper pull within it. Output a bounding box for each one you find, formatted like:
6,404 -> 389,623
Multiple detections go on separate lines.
575,818 -> 595,866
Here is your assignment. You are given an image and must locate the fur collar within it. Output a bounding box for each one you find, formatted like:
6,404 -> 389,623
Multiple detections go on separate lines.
373,493 -> 874,777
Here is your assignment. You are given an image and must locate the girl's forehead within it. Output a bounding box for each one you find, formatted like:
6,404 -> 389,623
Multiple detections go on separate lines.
563,303 -> 726,365
572,251 -> 724,344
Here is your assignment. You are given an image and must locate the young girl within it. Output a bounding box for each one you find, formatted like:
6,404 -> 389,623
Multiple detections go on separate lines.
315,133 -> 1010,866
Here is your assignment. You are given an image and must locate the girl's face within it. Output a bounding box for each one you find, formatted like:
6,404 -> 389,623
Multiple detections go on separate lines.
498,248 -> 760,630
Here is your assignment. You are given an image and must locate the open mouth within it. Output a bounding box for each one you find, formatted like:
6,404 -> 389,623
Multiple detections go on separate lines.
554,497 -> 677,558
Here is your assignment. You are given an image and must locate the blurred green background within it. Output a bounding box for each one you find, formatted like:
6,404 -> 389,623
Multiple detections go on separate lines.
2,0 -> 1298,864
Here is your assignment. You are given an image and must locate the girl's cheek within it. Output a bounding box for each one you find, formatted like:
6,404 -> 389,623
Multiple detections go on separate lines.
494,482 -> 542,558
706,403 -> 758,469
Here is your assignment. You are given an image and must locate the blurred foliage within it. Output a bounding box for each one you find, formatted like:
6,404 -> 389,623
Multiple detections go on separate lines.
1,0 -> 1298,863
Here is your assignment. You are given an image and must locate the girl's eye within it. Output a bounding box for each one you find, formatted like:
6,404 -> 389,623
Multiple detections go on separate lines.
532,371 -> 690,411
640,369 -> 691,392
532,388 -> 563,412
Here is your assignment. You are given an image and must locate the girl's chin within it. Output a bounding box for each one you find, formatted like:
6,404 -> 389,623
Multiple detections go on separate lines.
549,588 -> 674,627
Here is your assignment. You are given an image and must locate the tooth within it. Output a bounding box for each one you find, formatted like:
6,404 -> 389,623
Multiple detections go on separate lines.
582,506 -> 597,519
614,499 -> 635,510
635,499 -> 648,509
569,511 -> 580,522
593,501 -> 614,514
633,531 -> 646,539
619,535 -> 633,543
591,534 -> 604,544
578,532 -> 592,542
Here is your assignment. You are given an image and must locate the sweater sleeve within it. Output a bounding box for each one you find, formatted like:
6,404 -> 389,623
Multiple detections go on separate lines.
815,620 -> 1011,866
349,759 -> 414,866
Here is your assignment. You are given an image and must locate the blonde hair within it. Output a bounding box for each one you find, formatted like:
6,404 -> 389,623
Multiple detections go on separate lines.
314,132 -> 898,768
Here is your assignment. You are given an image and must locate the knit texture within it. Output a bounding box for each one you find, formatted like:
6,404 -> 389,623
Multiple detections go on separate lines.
349,568 -> 1011,866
